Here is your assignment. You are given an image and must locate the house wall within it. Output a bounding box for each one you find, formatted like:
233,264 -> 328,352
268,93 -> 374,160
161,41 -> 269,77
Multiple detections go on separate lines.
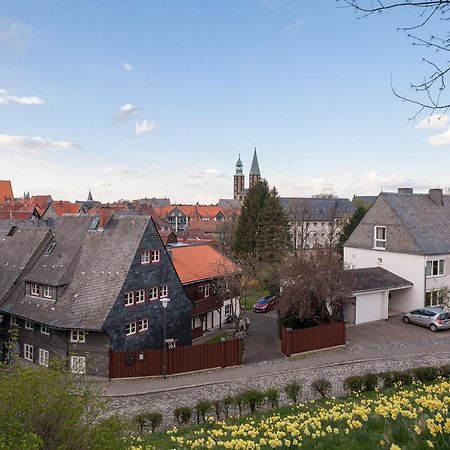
104,220 -> 192,353
3,316 -> 109,376
344,247 -> 425,312
425,254 -> 450,294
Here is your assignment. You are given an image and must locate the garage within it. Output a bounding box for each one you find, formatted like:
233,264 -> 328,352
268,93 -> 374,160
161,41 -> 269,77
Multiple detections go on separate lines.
344,267 -> 412,325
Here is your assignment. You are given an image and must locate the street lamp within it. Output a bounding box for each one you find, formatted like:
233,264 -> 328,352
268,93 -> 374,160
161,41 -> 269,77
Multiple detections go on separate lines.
160,297 -> 171,379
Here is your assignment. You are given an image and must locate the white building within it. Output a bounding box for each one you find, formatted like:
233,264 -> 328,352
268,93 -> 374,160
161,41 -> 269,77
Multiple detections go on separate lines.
344,188 -> 450,324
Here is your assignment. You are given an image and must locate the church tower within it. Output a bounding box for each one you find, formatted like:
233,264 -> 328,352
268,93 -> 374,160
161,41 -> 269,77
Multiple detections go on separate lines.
233,155 -> 245,200
249,147 -> 261,189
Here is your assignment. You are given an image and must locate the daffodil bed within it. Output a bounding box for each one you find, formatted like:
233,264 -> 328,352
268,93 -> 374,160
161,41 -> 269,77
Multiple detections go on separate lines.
132,379 -> 450,450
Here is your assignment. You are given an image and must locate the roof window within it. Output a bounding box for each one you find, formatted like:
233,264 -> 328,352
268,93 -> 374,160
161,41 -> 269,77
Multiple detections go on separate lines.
6,226 -> 17,237
89,217 -> 100,230
45,243 -> 56,254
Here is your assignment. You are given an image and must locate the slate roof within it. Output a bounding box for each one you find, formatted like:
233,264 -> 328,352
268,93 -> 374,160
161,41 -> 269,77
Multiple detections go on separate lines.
381,192 -> 450,255
171,244 -> 239,284
0,215 -> 151,330
280,197 -> 355,221
249,149 -> 261,176
345,267 -> 413,293
352,195 -> 377,207
0,226 -> 51,300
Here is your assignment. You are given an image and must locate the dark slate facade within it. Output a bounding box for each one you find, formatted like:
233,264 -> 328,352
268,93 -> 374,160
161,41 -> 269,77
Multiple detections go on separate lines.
104,220 -> 192,351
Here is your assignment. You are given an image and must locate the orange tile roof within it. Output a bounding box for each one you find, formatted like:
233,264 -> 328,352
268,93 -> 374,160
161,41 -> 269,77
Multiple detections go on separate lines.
171,244 -> 240,284
155,204 -> 238,220
51,201 -> 83,216
0,180 -> 14,205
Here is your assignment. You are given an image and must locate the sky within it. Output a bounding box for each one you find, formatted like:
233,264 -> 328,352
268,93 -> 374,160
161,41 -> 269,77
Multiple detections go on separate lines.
1,0 -> 450,203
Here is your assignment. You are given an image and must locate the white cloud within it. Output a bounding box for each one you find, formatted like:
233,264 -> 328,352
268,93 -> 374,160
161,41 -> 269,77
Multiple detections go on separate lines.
134,120 -> 157,136
0,134 -> 79,152
0,88 -> 44,105
121,63 -> 133,72
117,103 -> 139,120
0,18 -> 32,51
416,114 -> 450,130
427,128 -> 450,147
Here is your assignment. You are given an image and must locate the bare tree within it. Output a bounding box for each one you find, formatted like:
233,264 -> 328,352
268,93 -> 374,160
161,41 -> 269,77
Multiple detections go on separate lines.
278,249 -> 352,328
287,200 -> 312,257
322,202 -> 341,250
341,1 -> 450,117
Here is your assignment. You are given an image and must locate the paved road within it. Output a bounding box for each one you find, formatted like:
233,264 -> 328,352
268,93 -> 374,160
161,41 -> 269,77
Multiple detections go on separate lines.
243,309 -> 284,364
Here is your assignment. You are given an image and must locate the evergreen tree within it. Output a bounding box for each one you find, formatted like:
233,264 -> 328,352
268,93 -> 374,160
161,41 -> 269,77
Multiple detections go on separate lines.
255,187 -> 292,263
233,180 -> 271,256
337,205 -> 368,254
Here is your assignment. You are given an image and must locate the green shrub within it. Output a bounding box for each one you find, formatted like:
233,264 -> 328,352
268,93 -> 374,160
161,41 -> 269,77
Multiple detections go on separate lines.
380,372 -> 395,389
284,380 -> 302,403
222,396 -> 234,419
212,400 -> 222,420
241,389 -> 265,413
440,364 -> 450,378
344,375 -> 364,393
134,413 -> 150,434
174,406 -> 192,426
311,378 -> 332,398
147,412 -> 163,432
362,373 -> 379,391
194,399 -> 212,423
265,388 -> 279,408
412,367 -> 440,383
391,371 -> 413,386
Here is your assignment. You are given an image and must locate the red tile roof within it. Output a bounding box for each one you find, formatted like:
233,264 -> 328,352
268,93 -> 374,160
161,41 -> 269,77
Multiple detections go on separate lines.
171,244 -> 239,284
50,201 -> 83,216
0,180 -> 14,205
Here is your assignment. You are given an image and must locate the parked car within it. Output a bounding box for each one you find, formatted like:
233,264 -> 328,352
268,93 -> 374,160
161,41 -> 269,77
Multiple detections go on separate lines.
403,306 -> 450,332
253,296 -> 276,313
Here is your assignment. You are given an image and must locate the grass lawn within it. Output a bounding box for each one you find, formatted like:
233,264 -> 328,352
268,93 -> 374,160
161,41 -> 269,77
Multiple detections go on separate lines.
203,331 -> 232,344
241,289 -> 270,310
129,379 -> 450,449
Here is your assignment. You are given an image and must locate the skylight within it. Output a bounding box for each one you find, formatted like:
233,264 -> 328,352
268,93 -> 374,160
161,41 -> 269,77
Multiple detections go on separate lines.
45,243 -> 56,254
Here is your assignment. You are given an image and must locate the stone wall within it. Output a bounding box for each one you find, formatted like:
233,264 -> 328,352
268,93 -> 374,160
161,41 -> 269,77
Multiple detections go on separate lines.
105,352 -> 449,428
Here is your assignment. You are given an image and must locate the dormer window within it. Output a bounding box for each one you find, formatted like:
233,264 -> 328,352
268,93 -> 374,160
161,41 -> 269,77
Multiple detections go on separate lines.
374,226 -> 386,250
30,283 -> 40,296
43,285 -> 53,299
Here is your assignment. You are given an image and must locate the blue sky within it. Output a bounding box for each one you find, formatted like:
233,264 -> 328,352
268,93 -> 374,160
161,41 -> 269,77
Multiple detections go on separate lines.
1,0 -> 449,203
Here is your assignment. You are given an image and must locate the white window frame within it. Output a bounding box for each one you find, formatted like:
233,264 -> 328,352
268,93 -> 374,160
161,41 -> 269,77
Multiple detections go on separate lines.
24,343 -> 33,361
141,250 -> 150,265
70,330 -> 86,343
43,285 -> 52,299
426,259 -> 445,278
151,250 -> 160,263
204,284 -> 210,298
159,285 -> 168,298
138,318 -> 149,332
148,287 -> 158,301
374,226 -> 386,250
30,283 -> 40,297
70,356 -> 86,374
10,316 -> 18,326
40,324 -> 50,335
225,303 -> 232,316
126,321 -> 137,336
39,348 -> 49,367
124,291 -> 134,307
135,289 -> 145,304
425,289 -> 445,307
25,320 -> 34,331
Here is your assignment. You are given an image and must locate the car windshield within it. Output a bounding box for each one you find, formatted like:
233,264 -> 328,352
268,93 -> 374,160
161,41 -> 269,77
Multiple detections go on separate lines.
257,298 -> 270,304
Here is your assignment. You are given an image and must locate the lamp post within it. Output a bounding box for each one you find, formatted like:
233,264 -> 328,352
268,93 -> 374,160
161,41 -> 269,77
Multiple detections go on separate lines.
160,297 -> 171,379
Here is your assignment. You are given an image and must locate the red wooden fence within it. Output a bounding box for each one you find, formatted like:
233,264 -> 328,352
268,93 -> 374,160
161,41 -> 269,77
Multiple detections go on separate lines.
281,322 -> 346,356
109,339 -> 244,379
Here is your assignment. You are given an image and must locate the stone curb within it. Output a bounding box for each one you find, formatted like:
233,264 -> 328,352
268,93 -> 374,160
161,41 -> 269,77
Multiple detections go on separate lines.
103,349 -> 450,398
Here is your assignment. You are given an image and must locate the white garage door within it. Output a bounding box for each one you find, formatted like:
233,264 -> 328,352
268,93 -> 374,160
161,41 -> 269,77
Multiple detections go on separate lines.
355,292 -> 384,324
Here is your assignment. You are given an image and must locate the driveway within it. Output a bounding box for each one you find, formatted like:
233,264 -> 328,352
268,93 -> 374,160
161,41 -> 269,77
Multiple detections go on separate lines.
346,314 -> 450,350
243,309 -> 284,364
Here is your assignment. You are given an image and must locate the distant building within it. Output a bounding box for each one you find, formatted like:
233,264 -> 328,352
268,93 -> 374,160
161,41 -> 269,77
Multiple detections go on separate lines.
77,190 -> 101,210
352,195 -> 378,208
233,148 -> 261,201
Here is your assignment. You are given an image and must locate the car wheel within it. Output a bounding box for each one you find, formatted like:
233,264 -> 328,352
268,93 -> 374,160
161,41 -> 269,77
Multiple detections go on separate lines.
403,316 -> 410,324
430,324 -> 438,332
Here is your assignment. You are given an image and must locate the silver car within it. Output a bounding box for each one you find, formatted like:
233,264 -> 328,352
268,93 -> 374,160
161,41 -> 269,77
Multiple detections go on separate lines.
403,306 -> 450,332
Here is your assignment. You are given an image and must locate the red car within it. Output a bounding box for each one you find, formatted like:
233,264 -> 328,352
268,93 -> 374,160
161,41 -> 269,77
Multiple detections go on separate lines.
253,296 -> 276,313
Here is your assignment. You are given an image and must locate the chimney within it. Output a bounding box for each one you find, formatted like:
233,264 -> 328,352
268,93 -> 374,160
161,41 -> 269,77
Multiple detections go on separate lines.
428,188 -> 443,207
398,188 -> 413,194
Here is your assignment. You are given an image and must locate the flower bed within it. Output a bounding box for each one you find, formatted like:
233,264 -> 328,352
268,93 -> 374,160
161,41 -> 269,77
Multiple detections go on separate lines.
135,378 -> 450,449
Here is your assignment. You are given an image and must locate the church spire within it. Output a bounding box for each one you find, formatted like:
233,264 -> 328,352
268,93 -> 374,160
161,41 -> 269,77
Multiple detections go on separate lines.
87,190 -> 93,202
249,147 -> 260,176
